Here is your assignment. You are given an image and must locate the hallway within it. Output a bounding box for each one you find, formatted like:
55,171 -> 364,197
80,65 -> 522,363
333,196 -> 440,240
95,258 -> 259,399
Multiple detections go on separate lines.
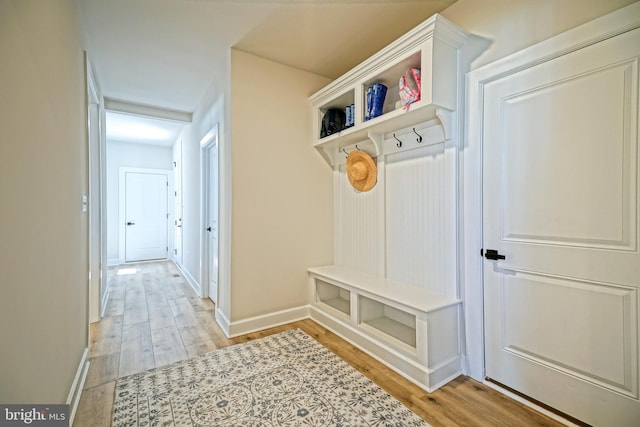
74,261 -> 226,425
74,261 -> 565,426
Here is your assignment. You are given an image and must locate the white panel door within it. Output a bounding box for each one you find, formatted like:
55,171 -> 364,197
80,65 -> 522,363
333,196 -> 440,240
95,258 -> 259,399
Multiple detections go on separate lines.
483,28 -> 640,426
125,172 -> 168,262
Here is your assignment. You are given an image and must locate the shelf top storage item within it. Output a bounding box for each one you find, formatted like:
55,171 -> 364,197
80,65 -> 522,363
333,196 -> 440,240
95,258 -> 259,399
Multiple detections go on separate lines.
309,13 -> 470,166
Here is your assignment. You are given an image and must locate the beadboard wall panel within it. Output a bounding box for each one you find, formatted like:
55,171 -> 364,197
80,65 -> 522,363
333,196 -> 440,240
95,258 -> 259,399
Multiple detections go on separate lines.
335,166 -> 384,276
334,125 -> 458,298
385,144 -> 448,295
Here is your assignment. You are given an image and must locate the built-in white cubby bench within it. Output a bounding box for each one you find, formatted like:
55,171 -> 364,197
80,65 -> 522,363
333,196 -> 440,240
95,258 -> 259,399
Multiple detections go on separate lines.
307,14 -> 472,392
309,265 -> 462,392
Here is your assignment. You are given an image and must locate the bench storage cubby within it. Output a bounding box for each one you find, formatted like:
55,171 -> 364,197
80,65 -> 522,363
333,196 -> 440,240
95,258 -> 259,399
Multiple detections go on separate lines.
309,265 -> 462,392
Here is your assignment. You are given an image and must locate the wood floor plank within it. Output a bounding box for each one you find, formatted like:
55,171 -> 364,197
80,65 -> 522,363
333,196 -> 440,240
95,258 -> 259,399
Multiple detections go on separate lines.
72,381 -> 115,427
105,270 -> 124,299
196,310 -> 233,348
89,315 -> 123,357
177,322 -> 213,347
123,278 -> 149,326
147,302 -> 176,331
142,262 -> 167,295
103,294 -> 125,317
119,321 -> 155,377
187,295 -> 215,312
84,353 -> 119,389
162,274 -> 186,300
145,286 -> 168,306
185,340 -> 218,358
151,325 -> 188,367
167,297 -> 199,327
147,290 -> 176,331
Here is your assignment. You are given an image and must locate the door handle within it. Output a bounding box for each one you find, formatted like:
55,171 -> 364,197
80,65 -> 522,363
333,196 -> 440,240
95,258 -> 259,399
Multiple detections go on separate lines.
483,249 -> 505,260
126,221 -> 135,226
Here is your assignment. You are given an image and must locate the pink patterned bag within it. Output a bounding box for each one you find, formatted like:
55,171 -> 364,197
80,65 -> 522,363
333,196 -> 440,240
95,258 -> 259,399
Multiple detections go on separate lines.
399,68 -> 421,110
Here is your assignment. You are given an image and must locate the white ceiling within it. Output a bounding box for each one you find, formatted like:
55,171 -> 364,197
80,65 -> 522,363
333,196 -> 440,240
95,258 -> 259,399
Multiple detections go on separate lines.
76,0 -> 456,145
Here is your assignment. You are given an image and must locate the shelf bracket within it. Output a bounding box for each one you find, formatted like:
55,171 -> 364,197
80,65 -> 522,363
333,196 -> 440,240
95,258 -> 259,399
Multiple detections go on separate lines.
367,132 -> 384,157
314,146 -> 334,167
435,108 -> 455,141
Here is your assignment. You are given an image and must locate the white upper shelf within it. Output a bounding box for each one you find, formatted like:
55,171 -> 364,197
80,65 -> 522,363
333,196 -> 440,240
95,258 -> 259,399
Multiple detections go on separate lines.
309,13 -> 470,166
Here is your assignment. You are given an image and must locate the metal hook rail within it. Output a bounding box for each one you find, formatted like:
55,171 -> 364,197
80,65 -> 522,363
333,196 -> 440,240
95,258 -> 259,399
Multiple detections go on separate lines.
342,145 -> 361,157
413,128 -> 423,143
393,133 -> 402,148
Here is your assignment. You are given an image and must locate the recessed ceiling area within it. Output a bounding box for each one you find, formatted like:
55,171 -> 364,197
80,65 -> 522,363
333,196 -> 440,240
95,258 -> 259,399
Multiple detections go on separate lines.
106,111 -> 185,147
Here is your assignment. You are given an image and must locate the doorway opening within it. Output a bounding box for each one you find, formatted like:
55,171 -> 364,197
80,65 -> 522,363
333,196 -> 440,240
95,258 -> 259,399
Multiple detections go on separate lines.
104,109 -> 185,267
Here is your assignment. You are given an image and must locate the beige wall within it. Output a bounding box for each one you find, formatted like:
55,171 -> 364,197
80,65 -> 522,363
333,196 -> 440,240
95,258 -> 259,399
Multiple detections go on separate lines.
229,49 -> 333,321
0,0 -> 88,402
441,0 -> 637,70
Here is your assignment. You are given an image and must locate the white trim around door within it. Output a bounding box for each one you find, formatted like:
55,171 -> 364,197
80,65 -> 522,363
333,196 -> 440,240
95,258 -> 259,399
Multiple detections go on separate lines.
85,54 -> 104,325
200,125 -> 219,303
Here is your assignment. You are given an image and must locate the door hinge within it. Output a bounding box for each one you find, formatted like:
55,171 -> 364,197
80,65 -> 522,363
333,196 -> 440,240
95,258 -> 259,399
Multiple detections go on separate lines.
166,246 -> 168,252
174,249 -> 177,255
166,213 -> 169,218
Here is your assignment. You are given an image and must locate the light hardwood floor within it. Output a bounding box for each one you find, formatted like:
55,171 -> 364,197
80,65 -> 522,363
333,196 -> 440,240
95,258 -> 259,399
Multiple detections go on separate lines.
74,261 -> 565,427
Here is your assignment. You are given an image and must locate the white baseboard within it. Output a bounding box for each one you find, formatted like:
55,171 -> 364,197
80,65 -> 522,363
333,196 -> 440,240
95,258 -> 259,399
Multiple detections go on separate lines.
67,348 -> 89,426
175,262 -> 200,295
226,305 -> 310,338
460,354 -> 470,377
171,254 -> 184,268
215,308 -> 231,337
107,258 -> 122,266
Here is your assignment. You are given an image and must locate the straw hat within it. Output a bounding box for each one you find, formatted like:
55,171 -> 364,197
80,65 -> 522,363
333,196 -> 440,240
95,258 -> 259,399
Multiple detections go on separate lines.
346,150 -> 377,192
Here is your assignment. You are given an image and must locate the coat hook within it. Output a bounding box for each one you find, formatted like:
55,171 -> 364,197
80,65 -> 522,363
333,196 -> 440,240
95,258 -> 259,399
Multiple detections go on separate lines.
342,148 -> 349,157
355,145 -> 360,151
393,133 -> 402,148
413,128 -> 423,143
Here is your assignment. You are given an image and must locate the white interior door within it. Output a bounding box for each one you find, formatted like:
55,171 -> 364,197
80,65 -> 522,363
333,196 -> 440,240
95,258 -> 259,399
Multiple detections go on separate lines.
207,143 -> 219,303
125,171 -> 168,262
483,27 -> 640,426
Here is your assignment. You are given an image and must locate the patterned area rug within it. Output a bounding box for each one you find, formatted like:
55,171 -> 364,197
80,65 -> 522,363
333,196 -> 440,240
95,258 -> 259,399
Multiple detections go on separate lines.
113,329 -> 430,426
